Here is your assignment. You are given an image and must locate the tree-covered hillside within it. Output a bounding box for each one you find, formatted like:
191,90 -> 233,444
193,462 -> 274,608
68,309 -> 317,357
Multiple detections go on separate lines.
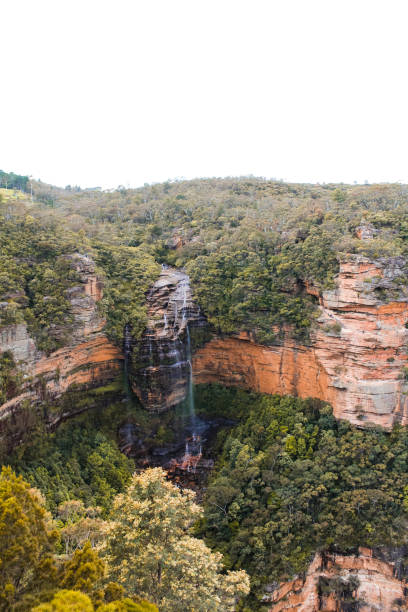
0,188 -> 159,351
0,169 -> 29,192
5,176 -> 408,344
198,386 -> 408,607
4,175 -> 408,608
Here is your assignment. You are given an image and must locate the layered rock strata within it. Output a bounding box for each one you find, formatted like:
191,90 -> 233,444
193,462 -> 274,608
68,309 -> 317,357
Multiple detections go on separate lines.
193,256 -> 408,428
131,266 -> 206,411
267,548 -> 408,611
0,254 -> 123,424
4,254 -> 408,430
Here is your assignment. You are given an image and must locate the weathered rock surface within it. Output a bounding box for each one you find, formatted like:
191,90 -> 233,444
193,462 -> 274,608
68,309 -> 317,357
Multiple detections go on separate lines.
131,266 -> 206,411
4,254 -> 408,430
0,254 -> 123,423
267,548 -> 408,611
193,256 -> 408,428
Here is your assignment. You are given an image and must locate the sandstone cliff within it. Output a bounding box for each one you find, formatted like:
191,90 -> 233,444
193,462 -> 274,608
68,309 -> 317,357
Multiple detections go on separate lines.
0,254 -> 122,428
130,266 -> 206,411
193,256 -> 408,428
3,254 -> 408,430
267,548 -> 408,611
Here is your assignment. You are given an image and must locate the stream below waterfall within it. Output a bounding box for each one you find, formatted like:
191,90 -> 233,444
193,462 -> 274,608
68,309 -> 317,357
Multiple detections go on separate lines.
117,403 -> 234,493
119,266 -> 225,491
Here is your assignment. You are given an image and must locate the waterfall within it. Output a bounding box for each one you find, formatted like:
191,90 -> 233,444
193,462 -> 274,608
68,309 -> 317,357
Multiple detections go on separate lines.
176,276 -> 196,434
134,266 -> 207,472
124,323 -> 132,357
123,323 -> 132,400
148,338 -> 153,365
136,265 -> 205,416
173,303 -> 178,329
185,324 -> 196,433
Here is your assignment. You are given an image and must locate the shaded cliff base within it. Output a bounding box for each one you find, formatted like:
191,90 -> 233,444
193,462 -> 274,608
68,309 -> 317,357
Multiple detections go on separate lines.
0,377 -> 124,459
267,548 -> 408,611
4,382 -> 408,610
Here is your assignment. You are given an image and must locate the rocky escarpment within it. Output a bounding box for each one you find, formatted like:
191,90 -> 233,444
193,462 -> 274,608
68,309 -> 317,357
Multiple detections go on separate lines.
267,548 -> 408,611
0,254 -> 123,437
130,266 -> 206,411
193,256 -> 408,428
4,253 -> 408,430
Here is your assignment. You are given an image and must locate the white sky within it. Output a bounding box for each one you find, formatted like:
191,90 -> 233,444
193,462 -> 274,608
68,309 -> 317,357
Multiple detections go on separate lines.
1,0 -> 408,189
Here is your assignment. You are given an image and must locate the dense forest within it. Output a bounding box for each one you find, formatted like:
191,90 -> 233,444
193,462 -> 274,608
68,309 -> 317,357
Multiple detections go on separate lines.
0,170 -> 29,192
198,388 -> 408,605
3,173 -> 408,346
4,382 -> 408,609
0,385 -> 250,611
3,173 -> 408,609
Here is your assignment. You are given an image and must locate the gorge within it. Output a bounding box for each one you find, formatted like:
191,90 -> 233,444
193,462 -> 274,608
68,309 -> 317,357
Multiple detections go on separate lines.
3,177 -> 408,610
130,255 -> 408,429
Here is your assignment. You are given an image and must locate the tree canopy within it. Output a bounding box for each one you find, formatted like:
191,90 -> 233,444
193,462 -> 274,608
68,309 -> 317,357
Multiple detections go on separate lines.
103,468 -> 250,611
199,387 -> 408,605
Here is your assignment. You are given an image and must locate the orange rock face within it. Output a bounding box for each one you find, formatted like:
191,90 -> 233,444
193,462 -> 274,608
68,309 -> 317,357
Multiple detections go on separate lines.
194,257 -> 408,428
3,254 -> 408,430
267,549 -> 407,611
0,254 -> 123,422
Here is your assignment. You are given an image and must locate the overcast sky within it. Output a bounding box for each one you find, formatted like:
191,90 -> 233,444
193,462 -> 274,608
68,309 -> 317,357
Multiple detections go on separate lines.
2,0 -> 408,189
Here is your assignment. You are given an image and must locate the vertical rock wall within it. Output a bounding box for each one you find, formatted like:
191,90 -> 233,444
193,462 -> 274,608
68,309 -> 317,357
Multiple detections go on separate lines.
193,256 -> 408,428
267,549 -> 408,611
130,266 -> 207,411
0,254 -> 123,422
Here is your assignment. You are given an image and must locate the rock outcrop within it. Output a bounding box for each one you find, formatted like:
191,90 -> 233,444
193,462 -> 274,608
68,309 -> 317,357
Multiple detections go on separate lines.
267,548 -> 408,611
4,254 -> 408,430
193,256 -> 408,428
0,254 -> 123,426
131,266 -> 206,411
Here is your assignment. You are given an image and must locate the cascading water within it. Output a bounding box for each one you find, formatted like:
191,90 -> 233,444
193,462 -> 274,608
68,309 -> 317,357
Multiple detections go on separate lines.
123,323 -> 132,400
126,266 -> 214,485
132,267 -> 206,443
185,325 -> 196,434
178,280 -> 202,468
119,323 -> 135,452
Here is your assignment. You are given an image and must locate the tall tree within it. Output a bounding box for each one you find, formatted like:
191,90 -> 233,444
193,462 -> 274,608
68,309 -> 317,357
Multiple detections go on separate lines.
103,468 -> 250,611
0,467 -> 56,610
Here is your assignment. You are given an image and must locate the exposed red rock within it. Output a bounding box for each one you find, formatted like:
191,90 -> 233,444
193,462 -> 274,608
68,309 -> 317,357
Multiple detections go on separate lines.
3,255 -> 408,431
193,256 -> 408,428
267,549 -> 408,611
0,254 -> 123,423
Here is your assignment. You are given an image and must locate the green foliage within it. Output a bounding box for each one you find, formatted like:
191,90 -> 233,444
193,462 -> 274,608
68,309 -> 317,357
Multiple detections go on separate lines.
4,177 -> 408,347
103,468 -> 250,611
6,400 -> 134,516
200,388 -> 408,601
0,170 -> 29,192
60,541 -> 105,594
93,244 -> 160,345
332,188 -> 347,202
32,589 -> 94,611
187,246 -> 318,342
0,351 -> 22,405
24,258 -> 81,353
33,591 -> 159,612
0,464 -> 163,612
97,600 -> 158,612
32,590 -> 158,612
0,214 -> 82,353
0,466 -> 56,610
